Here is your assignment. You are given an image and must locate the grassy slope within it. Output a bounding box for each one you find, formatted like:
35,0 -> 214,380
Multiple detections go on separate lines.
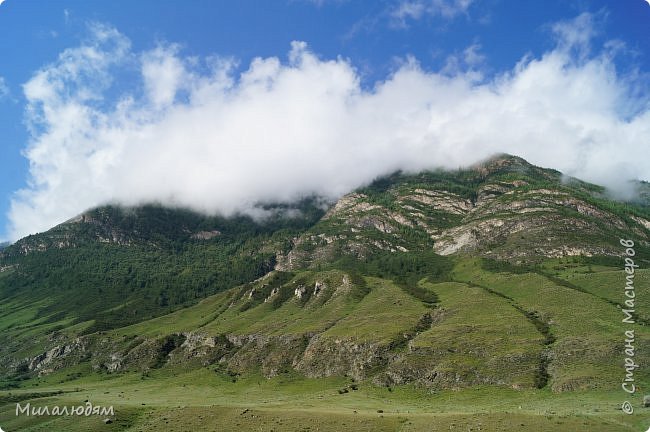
115,272 -> 428,344
407,281 -> 544,388
2,260 -> 649,431
452,259 -> 650,392
547,261 -> 650,322
0,201 -> 326,350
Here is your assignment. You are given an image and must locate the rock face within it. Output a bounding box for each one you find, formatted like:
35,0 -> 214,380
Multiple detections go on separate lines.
294,285 -> 307,299
275,156 -> 649,268
17,317 -> 540,390
296,336 -> 388,380
25,337 -> 88,375
14,331 -> 448,386
191,230 -> 221,240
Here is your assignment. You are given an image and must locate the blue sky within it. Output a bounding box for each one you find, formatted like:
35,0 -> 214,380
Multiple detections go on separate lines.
0,0 -> 649,241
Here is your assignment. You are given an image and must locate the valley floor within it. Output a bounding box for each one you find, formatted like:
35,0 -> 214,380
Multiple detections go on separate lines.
1,368 -> 648,431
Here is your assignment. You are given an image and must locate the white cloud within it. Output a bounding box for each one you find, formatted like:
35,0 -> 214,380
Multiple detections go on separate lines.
0,77 -> 8,99
441,43 -> 485,78
463,43 -> 485,66
141,44 -> 187,108
550,12 -> 597,60
391,0 -> 473,25
7,15 -> 650,240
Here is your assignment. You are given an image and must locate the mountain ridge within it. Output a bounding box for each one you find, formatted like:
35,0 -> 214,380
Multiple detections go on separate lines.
4,154 -> 649,258
0,154 -> 649,408
274,154 -> 650,270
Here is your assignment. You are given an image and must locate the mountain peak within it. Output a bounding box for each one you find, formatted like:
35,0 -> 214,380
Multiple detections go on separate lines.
470,153 -> 558,179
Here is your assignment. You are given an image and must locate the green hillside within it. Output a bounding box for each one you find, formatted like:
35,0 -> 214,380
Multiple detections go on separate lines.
1,155 -> 649,431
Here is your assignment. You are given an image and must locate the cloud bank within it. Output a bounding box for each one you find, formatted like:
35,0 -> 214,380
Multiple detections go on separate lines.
7,15 -> 650,240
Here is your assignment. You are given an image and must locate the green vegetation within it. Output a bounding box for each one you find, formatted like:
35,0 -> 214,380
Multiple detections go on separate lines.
331,250 -> 453,304
1,155 -> 650,431
1,362 -> 648,431
0,200 -> 325,335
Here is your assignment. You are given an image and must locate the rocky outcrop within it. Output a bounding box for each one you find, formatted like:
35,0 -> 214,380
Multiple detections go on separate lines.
26,337 -> 88,375
191,230 -> 221,240
275,162 -> 648,265
295,336 -> 389,380
404,189 -> 473,215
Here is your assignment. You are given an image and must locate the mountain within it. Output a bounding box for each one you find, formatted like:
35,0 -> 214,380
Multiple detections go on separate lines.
1,154 -> 649,432
0,199 -> 327,333
278,154 -> 650,267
